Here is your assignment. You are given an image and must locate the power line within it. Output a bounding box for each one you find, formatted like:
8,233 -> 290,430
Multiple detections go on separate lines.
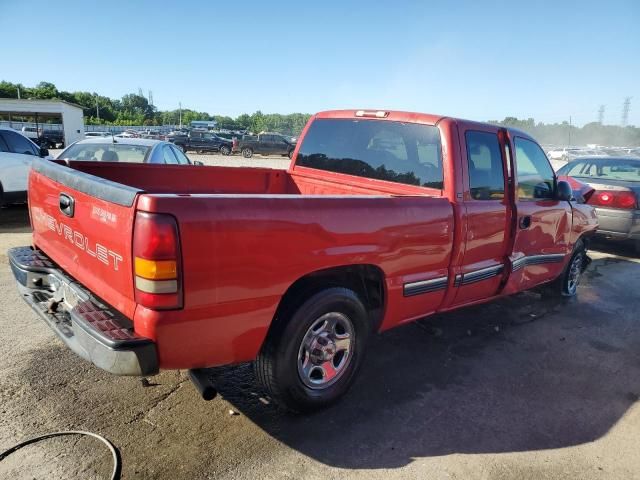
621,97 -> 632,127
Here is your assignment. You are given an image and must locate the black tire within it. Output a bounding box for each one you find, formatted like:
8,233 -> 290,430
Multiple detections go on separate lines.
242,147 -> 253,158
288,150 -> 294,159
255,287 -> 369,413
179,145 -> 187,153
220,145 -> 231,156
544,240 -> 586,297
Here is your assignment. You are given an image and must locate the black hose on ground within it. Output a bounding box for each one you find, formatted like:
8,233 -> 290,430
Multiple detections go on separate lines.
0,430 -> 121,480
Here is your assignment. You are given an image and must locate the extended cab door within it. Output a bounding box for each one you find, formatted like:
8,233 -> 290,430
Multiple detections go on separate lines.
502,135 -> 572,294
450,125 -> 514,306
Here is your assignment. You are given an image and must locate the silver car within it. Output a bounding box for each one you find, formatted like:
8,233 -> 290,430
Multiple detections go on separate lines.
56,138 -> 202,165
558,156 -> 640,253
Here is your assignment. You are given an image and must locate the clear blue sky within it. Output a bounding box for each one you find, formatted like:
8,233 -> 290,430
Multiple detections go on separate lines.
1,0 -> 638,126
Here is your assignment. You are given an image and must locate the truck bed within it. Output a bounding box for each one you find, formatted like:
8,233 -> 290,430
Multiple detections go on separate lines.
56,161 -> 444,197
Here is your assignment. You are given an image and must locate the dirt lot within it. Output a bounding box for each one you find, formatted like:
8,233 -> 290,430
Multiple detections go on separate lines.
1,200 -> 640,479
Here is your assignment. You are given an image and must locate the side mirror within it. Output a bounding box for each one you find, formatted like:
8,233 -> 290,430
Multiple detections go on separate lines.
556,180 -> 573,201
193,160 -> 204,166
39,146 -> 49,158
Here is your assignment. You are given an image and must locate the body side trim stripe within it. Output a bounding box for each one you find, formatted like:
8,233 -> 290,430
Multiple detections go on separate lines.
511,254 -> 565,272
403,276 -> 448,297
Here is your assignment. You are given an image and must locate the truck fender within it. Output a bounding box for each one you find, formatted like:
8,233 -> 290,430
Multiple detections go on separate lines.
270,264 -> 387,335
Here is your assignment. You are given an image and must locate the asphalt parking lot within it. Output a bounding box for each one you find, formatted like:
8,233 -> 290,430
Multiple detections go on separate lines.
1,197 -> 640,478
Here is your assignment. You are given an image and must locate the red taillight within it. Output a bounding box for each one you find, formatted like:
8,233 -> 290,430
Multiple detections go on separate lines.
133,212 -> 183,309
589,190 -> 637,210
617,191 -> 637,209
597,192 -> 613,205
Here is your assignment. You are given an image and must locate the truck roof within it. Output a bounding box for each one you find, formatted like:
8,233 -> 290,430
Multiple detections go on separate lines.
313,110 -> 538,142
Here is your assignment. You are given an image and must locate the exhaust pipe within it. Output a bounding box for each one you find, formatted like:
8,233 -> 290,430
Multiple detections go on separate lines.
188,368 -> 217,401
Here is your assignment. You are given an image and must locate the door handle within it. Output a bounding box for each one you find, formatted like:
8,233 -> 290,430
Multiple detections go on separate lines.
519,215 -> 531,229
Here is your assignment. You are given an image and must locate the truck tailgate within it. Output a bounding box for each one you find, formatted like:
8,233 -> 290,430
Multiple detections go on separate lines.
28,159 -> 142,318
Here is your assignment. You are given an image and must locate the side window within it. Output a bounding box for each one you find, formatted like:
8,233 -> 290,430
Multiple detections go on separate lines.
514,138 -> 555,200
0,133 -> 10,152
171,146 -> 191,165
3,130 -> 38,156
162,145 -> 179,164
465,131 -> 505,200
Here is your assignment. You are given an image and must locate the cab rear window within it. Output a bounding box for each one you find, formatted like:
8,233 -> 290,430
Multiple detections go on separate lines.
296,118 -> 443,189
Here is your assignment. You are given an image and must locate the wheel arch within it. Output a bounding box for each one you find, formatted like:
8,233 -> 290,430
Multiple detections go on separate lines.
271,264 -> 387,336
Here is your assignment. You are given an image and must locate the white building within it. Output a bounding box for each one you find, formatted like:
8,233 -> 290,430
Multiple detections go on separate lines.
0,98 -> 84,146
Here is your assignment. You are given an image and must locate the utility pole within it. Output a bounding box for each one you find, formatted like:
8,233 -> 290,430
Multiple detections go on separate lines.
17,86 -> 21,99
597,105 -> 605,124
96,96 -> 100,122
568,116 -> 572,146
621,97 -> 632,127
179,102 -> 182,128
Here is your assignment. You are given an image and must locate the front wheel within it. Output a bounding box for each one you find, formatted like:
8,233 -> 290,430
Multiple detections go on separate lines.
544,240 -> 586,297
242,147 -> 253,158
255,287 -> 369,412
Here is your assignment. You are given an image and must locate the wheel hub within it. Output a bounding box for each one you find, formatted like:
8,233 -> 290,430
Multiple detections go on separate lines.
567,253 -> 583,294
297,312 -> 355,389
309,335 -> 337,363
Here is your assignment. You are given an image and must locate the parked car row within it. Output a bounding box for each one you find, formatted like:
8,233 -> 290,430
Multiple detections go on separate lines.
547,146 -> 640,169
80,128 -> 297,158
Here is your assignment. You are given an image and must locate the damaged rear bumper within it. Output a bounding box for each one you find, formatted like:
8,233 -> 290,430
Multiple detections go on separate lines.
8,246 -> 158,376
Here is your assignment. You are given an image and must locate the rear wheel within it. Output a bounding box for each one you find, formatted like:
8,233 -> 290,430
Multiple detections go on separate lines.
255,287 -> 369,412
220,145 -> 231,156
288,150 -> 294,159
242,147 -> 253,158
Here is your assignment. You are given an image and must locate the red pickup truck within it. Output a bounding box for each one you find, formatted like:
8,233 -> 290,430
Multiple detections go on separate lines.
9,109 -> 597,412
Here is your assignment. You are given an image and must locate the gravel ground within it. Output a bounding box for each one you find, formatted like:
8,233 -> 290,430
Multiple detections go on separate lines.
1,202 -> 640,479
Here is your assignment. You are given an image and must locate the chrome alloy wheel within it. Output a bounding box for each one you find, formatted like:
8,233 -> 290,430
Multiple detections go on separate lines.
297,312 -> 355,389
567,252 -> 583,295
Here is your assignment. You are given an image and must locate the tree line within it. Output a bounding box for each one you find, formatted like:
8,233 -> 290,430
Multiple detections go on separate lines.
490,117 -> 640,147
1,81 -> 638,145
